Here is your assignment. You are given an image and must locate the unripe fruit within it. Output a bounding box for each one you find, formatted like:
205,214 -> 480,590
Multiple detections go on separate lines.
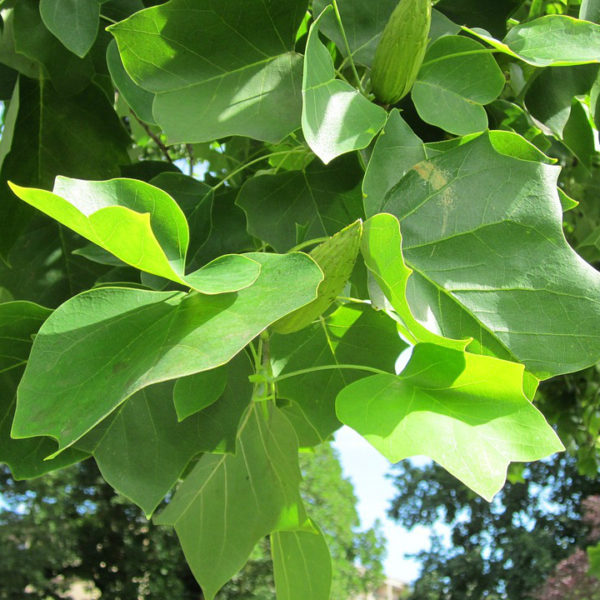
371,0 -> 431,105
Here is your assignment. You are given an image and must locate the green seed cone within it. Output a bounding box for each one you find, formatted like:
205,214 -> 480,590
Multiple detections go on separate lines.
371,0 -> 431,105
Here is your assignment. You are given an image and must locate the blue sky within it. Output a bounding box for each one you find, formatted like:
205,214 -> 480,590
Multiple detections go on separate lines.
333,426 -> 433,583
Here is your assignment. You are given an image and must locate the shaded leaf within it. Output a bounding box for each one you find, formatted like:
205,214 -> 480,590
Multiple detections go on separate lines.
173,365 -> 227,421
0,78 -> 131,258
434,0 -> 521,37
336,343 -> 564,500
13,0 -> 94,92
272,304 -> 406,445
302,6 -> 386,164
106,39 -> 155,124
237,155 -> 363,252
312,0 -> 397,67
524,64 -> 599,135
39,0 -> 100,58
362,110 -> 426,218
272,522 -> 332,600
0,301 -> 87,478
412,36 -> 505,136
110,0 -> 306,143
76,352 -> 251,516
155,404 -> 308,600
562,97 -> 597,170
12,252 -> 322,451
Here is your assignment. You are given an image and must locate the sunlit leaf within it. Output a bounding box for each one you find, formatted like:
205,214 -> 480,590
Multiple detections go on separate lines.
9,177 -> 260,294
336,343 -> 564,500
302,6 -> 386,164
467,15 -> 600,67
12,252 -> 323,452
379,134 -> 600,378
109,0 -> 307,143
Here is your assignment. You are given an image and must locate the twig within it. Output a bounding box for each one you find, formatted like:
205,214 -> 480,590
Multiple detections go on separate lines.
129,109 -> 173,164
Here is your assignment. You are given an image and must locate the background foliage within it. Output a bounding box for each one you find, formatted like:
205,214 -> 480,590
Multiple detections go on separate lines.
0,0 -> 600,597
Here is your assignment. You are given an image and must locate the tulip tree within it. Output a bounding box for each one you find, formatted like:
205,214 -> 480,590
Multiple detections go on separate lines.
1,0 -> 600,597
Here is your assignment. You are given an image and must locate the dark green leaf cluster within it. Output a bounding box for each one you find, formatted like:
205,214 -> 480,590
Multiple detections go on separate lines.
0,0 -> 599,596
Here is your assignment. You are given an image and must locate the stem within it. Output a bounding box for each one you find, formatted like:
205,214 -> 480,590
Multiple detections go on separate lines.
100,13 -> 118,25
332,0 -> 364,93
186,144 -> 194,176
288,237 -> 330,252
274,364 -> 388,383
129,110 -> 173,163
336,296 -> 371,304
210,149 -> 306,193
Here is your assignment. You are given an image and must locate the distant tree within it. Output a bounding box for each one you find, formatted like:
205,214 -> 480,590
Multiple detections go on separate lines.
0,443 -> 384,599
388,452 -> 600,600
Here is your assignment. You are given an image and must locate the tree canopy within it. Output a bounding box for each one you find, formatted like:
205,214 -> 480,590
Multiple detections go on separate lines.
1,0 -> 600,597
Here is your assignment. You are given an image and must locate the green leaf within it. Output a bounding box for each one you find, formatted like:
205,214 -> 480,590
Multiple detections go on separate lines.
195,188 -> 254,266
236,155 -> 363,252
0,301 -> 87,478
362,110 -> 426,218
434,0 -> 521,37
312,0 -> 397,67
39,0 -> 100,58
562,97 -> 597,170
12,252 -> 323,451
272,522 -> 332,600
76,352 -> 252,517
274,220 -> 363,334
467,15 -> 600,67
524,64 -> 599,135
362,213 -> 468,351
380,134 -> 600,378
0,78 -> 131,258
429,9 -> 462,42
302,7 -> 387,164
581,0 -> 600,23
149,172 -> 213,269
109,0 -> 306,143
271,304 -> 407,445
9,177 -> 260,294
155,403 -> 308,600
106,39 -> 156,124
173,365 -> 227,421
412,36 -> 505,136
0,9 -> 42,80
13,0 -> 94,93
336,343 -> 564,500
0,301 -> 52,374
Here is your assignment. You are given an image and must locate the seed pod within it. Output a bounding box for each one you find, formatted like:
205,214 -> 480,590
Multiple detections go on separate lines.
273,220 -> 363,334
371,0 -> 431,105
